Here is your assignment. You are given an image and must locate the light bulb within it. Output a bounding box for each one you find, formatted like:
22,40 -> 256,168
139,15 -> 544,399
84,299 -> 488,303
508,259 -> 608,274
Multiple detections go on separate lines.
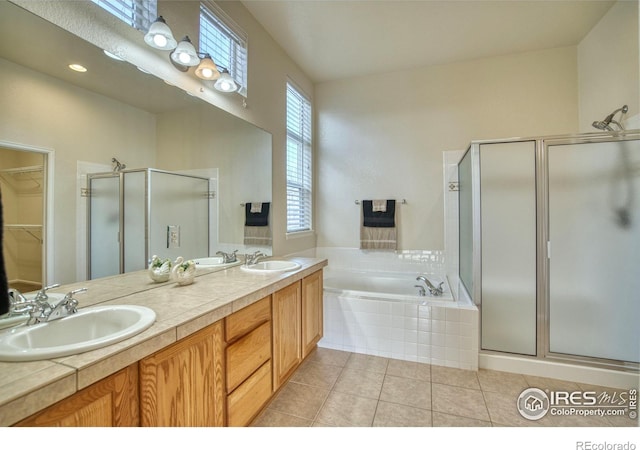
153,34 -> 167,48
179,52 -> 191,64
220,81 -> 231,91
202,68 -> 214,78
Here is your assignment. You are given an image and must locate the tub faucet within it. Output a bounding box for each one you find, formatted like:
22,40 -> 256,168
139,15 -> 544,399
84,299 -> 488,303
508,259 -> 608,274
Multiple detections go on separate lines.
416,275 -> 444,297
245,251 -> 265,266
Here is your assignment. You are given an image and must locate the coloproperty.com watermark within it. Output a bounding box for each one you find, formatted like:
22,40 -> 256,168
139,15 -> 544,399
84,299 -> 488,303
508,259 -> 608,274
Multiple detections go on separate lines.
516,386 -> 638,422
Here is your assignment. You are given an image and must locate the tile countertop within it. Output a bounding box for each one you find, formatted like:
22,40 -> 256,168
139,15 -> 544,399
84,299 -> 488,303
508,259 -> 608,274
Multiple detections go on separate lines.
0,257 -> 328,426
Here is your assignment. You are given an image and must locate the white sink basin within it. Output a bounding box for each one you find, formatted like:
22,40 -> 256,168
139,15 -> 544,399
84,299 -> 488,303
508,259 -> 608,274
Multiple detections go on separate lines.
193,256 -> 239,269
0,305 -> 156,362
0,293 -> 66,331
240,260 -> 301,274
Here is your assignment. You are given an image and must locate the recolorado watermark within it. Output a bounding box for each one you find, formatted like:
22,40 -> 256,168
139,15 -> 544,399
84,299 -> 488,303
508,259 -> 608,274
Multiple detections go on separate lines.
516,386 -> 638,422
575,442 -> 636,450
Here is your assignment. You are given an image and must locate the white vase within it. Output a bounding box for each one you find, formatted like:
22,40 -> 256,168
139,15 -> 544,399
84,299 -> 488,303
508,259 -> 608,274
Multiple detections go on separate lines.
171,256 -> 196,286
148,255 -> 172,283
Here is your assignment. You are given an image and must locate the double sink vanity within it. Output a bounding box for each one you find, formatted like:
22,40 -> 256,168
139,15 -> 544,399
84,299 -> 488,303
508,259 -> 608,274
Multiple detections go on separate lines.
0,256 -> 327,426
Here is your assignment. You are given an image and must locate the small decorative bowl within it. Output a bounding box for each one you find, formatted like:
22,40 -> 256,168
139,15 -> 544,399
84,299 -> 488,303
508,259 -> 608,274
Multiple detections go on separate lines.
148,255 -> 172,283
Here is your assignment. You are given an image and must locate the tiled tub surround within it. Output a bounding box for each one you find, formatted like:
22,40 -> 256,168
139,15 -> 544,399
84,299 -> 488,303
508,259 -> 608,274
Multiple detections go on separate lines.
0,257 -> 327,426
314,248 -> 479,370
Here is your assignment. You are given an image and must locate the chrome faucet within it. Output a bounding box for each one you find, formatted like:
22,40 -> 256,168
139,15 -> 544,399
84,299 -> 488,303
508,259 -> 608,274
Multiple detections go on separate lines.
414,285 -> 427,296
33,283 -> 61,303
216,250 -> 238,263
416,275 -> 444,297
26,288 -> 87,325
245,251 -> 266,266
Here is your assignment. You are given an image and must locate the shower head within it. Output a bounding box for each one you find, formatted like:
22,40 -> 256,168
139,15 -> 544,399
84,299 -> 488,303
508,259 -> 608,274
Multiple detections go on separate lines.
592,105 -> 628,131
592,120 -> 613,131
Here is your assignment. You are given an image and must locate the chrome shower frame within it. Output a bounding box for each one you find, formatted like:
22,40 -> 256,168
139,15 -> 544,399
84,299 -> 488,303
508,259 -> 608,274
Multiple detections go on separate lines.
462,129 -> 640,373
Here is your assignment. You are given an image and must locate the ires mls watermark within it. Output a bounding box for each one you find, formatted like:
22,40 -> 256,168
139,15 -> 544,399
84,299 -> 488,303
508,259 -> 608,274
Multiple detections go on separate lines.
516,386 -> 638,422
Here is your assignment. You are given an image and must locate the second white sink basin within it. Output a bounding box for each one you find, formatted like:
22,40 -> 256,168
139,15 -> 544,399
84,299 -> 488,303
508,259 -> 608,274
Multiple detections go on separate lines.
241,260 -> 301,274
0,305 -> 156,362
193,256 -> 239,269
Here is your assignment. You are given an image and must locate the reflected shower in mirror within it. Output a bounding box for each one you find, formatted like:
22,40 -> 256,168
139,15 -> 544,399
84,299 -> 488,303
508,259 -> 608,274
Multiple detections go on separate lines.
0,1 -> 272,286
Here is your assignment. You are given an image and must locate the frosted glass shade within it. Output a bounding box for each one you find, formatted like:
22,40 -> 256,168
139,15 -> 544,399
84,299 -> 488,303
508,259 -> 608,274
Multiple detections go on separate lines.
214,71 -> 238,93
144,16 -> 177,50
195,56 -> 220,81
170,37 -> 200,67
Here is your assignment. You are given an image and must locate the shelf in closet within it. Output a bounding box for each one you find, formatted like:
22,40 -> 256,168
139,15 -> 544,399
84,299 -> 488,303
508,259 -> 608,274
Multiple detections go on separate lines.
3,224 -> 43,243
0,165 -> 44,193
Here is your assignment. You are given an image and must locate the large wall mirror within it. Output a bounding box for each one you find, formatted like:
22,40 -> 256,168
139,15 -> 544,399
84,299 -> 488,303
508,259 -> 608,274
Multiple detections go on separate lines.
0,1 -> 272,290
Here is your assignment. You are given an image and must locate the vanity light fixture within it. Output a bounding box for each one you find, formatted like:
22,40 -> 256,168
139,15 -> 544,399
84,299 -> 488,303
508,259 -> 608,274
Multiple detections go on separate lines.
170,36 -> 200,67
213,69 -> 238,93
194,54 -> 220,81
142,18 -> 239,93
144,16 -> 177,50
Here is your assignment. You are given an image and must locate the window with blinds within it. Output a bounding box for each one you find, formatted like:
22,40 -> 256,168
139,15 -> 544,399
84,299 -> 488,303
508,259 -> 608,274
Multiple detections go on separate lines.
92,0 -> 157,31
199,2 -> 248,96
286,82 -> 313,234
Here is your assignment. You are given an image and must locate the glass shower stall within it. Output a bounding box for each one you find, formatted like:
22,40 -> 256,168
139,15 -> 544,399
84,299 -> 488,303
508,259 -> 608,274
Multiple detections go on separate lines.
458,131 -> 640,370
87,168 -> 211,279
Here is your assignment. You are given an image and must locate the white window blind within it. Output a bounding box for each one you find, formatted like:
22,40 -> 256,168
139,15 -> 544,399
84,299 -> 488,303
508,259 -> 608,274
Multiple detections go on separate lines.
199,2 -> 248,96
92,0 -> 157,31
286,82 -> 313,234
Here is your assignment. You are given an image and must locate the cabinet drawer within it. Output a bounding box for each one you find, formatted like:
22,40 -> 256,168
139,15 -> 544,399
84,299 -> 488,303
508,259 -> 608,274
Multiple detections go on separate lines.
227,360 -> 272,427
226,321 -> 271,393
225,296 -> 271,342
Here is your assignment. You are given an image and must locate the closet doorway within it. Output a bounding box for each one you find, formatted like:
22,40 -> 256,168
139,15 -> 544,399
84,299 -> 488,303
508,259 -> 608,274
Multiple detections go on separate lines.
0,144 -> 50,294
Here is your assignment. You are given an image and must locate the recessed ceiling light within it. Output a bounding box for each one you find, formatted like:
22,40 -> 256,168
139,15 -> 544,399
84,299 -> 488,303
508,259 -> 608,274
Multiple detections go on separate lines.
68,64 -> 87,73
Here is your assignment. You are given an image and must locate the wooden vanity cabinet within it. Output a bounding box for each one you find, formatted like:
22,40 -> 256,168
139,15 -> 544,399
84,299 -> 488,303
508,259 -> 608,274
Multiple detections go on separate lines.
15,364 -> 139,427
225,296 -> 273,426
302,270 -> 323,358
139,320 -> 225,427
272,270 -> 324,391
272,281 -> 303,391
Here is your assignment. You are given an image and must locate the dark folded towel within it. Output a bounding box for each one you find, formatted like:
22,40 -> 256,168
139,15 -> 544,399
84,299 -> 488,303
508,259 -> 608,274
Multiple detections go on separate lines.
362,200 -> 395,227
245,202 -> 270,226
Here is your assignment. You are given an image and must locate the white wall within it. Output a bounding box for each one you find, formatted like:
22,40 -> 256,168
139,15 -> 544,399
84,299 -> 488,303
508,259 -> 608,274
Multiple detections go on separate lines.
0,58 -> 157,284
316,46 -> 579,250
578,0 -> 639,132
12,0 -> 316,258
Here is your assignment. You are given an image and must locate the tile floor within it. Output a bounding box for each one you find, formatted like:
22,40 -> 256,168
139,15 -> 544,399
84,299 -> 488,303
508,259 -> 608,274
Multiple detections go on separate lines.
252,348 -> 638,427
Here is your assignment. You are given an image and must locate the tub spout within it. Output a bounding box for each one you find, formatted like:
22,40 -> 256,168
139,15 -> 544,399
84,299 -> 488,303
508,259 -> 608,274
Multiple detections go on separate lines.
416,276 -> 444,296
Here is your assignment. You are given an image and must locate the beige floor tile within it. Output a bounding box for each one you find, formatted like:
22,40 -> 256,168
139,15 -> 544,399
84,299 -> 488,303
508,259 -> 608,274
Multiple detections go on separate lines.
524,375 -> 581,392
431,365 -> 480,390
268,381 -> 330,420
290,361 -> 343,389
380,374 -> 431,410
537,410 -> 617,427
386,358 -> 431,381
483,390 -> 543,427
345,353 -> 389,374
432,383 -> 490,422
477,369 -> 529,396
251,409 -> 312,427
373,400 -> 432,427
432,411 -> 492,427
333,367 -> 385,399
315,391 -> 378,426
606,414 -> 640,427
307,348 -> 352,367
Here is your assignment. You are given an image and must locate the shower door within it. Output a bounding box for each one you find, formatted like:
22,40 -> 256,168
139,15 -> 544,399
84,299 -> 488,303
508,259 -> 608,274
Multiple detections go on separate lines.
546,136 -> 640,363
88,174 -> 121,279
